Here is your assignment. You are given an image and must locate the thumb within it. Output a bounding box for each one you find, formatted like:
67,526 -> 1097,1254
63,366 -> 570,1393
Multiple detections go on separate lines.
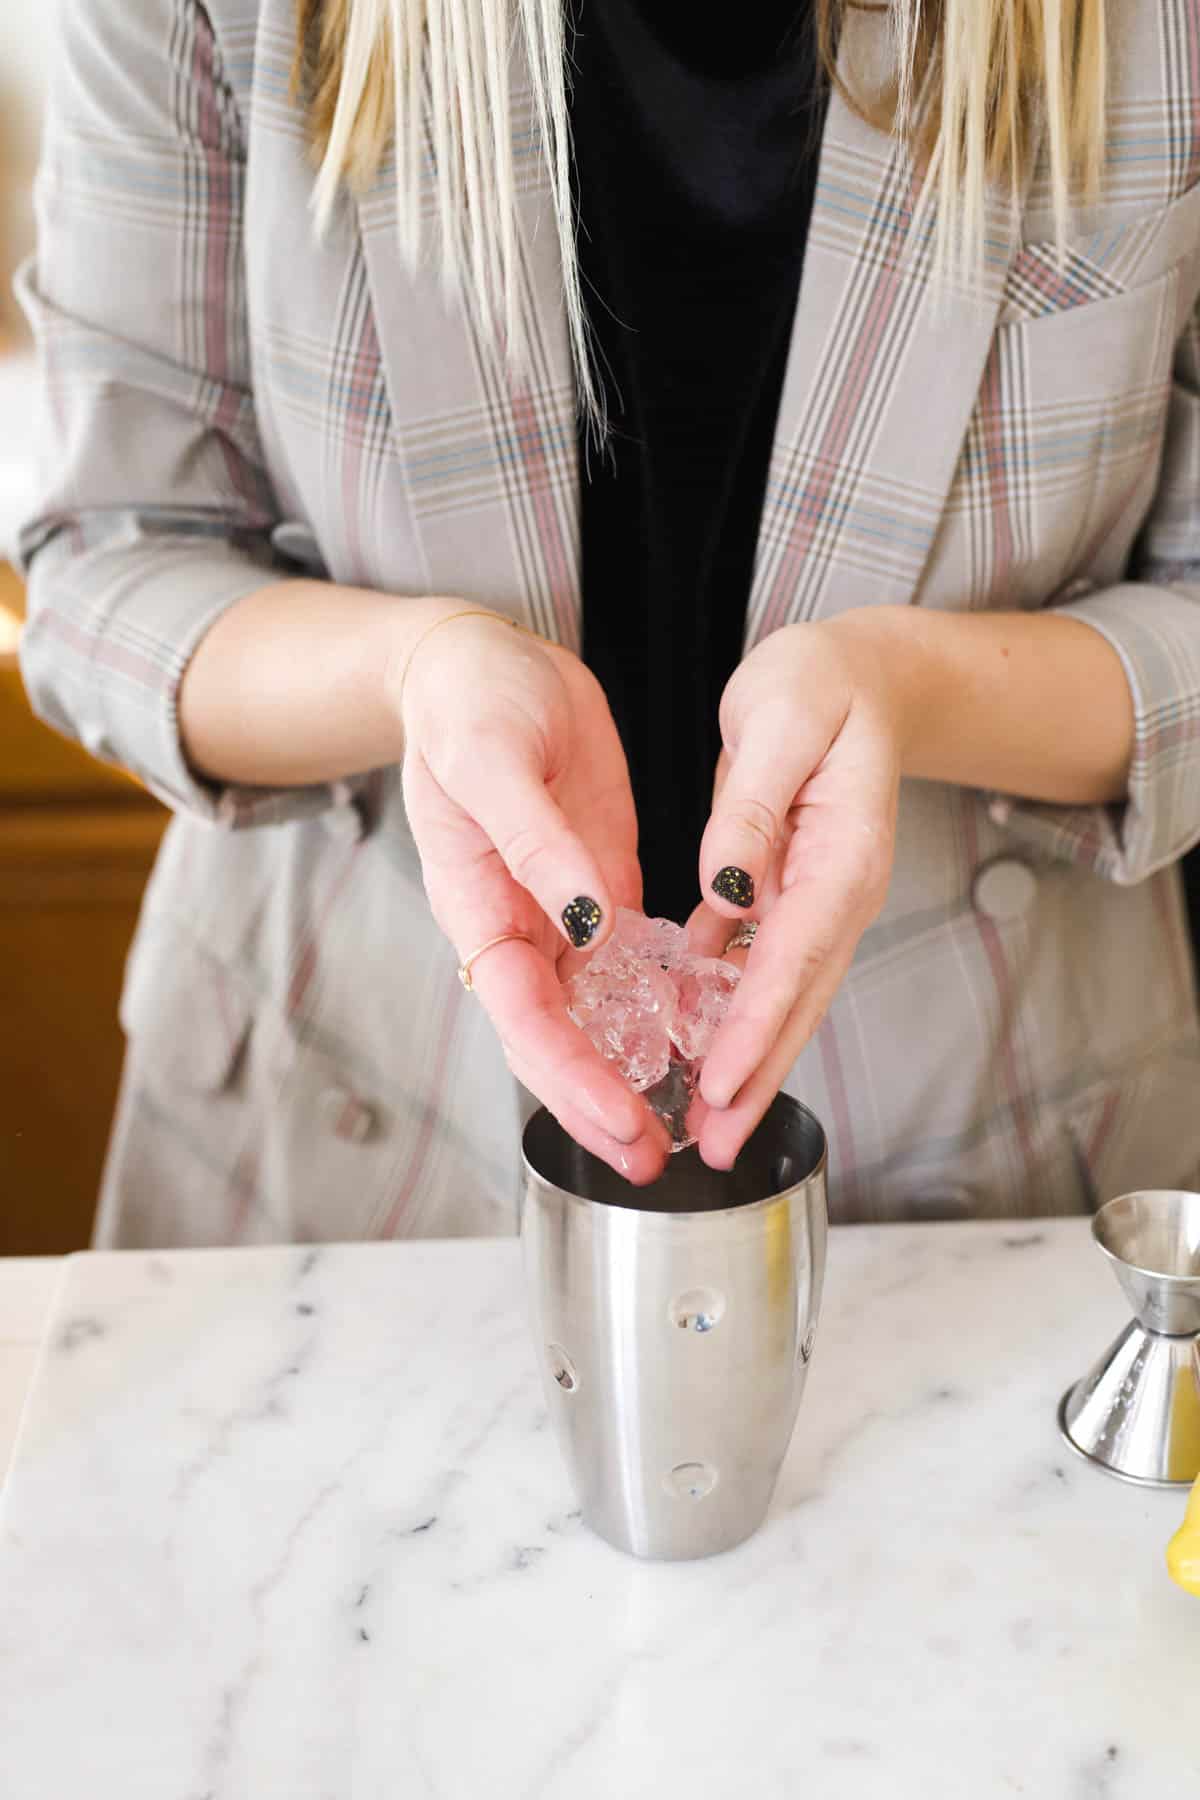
700,716 -> 819,918
446,729 -> 614,952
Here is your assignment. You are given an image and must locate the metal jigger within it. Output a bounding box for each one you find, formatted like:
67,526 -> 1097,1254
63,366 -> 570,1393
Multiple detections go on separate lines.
1059,1190 -> 1200,1487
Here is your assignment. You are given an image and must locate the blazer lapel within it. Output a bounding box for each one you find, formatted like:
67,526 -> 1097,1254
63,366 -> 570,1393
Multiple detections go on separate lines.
356,9 -> 1029,658
747,10 -> 1032,647
356,43 -> 580,648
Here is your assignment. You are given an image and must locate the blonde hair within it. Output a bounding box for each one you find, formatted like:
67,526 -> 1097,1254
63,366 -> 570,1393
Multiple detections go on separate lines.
296,0 -> 1107,437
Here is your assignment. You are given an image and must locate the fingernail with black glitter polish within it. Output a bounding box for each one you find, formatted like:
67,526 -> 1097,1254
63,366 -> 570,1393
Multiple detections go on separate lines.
562,895 -> 603,948
712,866 -> 755,909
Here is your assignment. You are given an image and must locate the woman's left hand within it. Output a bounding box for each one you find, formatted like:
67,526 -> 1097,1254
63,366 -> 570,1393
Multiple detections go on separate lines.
686,613 -> 907,1169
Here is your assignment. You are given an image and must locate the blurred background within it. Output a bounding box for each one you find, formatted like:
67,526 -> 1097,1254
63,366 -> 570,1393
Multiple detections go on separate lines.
1,13 -> 169,1255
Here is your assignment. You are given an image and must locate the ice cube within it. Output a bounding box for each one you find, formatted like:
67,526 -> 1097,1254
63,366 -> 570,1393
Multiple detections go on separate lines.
668,955 -> 741,1061
565,957 -> 676,1032
566,913 -> 735,1147
582,1002 -> 671,1093
610,906 -> 689,972
565,960 -> 632,1028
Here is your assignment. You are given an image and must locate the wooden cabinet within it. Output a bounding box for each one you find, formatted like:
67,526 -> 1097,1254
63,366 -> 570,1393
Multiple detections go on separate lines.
0,562 -> 168,1252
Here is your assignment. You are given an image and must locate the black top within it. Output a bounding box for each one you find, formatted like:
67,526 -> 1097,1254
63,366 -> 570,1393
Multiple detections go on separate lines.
569,0 -> 826,923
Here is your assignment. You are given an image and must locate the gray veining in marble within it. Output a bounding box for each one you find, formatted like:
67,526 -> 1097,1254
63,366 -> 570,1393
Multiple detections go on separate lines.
0,1224 -> 1196,1798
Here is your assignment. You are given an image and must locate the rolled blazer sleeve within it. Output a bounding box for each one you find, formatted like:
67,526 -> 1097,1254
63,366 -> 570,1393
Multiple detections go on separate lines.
993,289 -> 1200,886
16,0 -> 339,827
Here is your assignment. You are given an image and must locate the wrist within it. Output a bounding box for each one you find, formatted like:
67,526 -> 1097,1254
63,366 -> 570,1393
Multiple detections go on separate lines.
819,606 -> 943,775
381,599 -> 515,734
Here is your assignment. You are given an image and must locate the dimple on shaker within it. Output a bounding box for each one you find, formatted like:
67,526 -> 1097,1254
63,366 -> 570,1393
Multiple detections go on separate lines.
521,1093 -> 828,1559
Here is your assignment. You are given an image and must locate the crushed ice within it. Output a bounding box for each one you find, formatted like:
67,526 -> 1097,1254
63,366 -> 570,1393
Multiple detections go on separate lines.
564,907 -> 741,1151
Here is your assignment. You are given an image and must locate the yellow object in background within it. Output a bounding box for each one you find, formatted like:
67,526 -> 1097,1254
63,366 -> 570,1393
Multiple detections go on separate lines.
1165,1357 -> 1200,1481
1167,1472 -> 1200,1596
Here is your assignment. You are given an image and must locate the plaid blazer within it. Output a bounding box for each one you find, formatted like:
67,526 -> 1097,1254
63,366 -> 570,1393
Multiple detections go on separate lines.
18,0 -> 1200,1246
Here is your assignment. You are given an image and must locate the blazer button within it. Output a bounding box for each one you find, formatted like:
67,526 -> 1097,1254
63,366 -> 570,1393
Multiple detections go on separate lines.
972,855 -> 1037,924
319,1087 -> 376,1143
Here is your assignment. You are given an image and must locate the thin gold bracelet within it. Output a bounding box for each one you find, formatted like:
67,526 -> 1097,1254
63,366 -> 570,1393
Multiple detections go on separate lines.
395,608 -> 544,720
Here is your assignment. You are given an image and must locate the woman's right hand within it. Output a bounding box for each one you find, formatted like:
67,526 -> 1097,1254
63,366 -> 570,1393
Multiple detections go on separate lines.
392,605 -> 670,1183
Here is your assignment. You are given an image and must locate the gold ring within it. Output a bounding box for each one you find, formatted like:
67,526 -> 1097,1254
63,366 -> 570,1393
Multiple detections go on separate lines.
723,920 -> 758,953
457,932 -> 532,991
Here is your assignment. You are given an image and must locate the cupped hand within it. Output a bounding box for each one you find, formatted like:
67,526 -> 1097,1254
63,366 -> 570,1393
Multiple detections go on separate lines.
687,614 -> 904,1169
393,608 -> 670,1182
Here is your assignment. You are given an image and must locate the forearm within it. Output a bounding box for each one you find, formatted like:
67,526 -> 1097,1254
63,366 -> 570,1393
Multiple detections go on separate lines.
830,605 -> 1137,806
178,583 -> 471,787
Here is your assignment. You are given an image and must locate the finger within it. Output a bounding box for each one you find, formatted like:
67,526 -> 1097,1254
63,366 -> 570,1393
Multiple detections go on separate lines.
607,850 -> 644,916
506,1048 -> 670,1186
403,751 -> 657,1150
698,837 -> 878,1115
684,900 -> 735,960
700,707 -> 835,919
687,815 -> 785,958
558,850 -> 643,983
710,746 -> 731,808
698,901 -> 821,1112
468,935 -> 654,1147
685,1087 -> 718,1148
441,728 -> 615,953
565,739 -> 643,918
701,721 -> 895,1111
682,900 -> 763,971
698,948 -> 852,1170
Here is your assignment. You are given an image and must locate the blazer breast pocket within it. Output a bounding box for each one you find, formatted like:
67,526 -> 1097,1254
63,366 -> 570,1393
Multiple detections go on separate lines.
975,266 -> 1185,603
1003,177 -> 1200,325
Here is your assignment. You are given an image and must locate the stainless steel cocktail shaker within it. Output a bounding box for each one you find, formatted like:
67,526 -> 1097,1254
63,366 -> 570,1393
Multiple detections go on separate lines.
521,1094 -> 828,1559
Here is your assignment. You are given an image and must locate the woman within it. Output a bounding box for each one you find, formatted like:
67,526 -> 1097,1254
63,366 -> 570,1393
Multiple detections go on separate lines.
16,0 -> 1200,1246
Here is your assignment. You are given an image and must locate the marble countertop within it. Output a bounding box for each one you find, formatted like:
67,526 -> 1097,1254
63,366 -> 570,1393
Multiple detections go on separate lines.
0,1256 -> 59,1484
0,1223 -> 1196,1798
